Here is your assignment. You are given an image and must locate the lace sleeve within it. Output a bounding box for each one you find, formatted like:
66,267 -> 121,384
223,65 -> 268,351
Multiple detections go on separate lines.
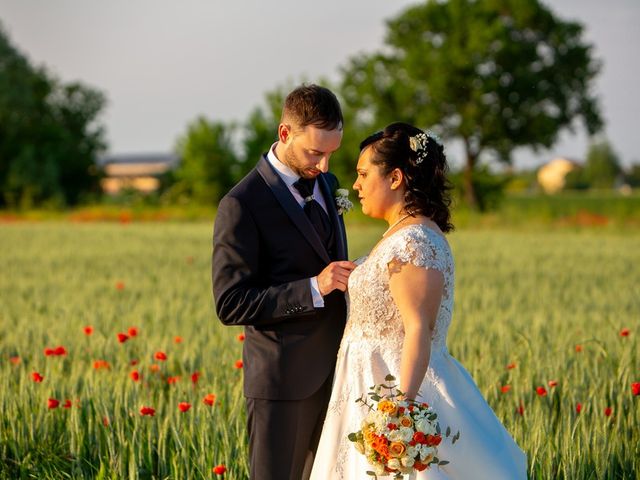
380,226 -> 449,276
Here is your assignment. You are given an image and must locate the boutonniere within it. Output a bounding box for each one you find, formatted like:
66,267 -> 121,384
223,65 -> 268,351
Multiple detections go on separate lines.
334,188 -> 353,215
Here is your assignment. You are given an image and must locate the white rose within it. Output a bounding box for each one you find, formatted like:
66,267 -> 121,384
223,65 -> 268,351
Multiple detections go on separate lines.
399,426 -> 414,442
401,456 -> 415,468
415,418 -> 436,435
388,430 -> 405,442
405,446 -> 418,459
387,458 -> 401,470
374,463 -> 386,475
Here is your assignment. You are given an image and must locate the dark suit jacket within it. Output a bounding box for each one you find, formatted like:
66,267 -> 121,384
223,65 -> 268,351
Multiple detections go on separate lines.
212,156 -> 348,400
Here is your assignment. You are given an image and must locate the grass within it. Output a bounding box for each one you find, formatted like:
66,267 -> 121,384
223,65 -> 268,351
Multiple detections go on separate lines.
0,222 -> 638,479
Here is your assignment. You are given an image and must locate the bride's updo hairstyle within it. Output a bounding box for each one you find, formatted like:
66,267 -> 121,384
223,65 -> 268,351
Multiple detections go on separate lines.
359,122 -> 454,233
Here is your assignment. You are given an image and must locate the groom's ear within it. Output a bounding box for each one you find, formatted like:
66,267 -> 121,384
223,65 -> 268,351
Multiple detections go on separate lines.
278,123 -> 292,144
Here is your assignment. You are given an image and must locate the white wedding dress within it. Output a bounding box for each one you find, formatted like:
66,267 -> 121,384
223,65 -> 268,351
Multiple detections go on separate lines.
310,225 -> 527,479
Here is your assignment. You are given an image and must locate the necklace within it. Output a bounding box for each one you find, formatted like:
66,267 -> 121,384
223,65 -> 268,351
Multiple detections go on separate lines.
382,213 -> 413,237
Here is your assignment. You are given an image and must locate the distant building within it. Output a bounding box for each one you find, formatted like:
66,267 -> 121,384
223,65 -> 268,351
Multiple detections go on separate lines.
98,153 -> 180,195
537,157 -> 581,194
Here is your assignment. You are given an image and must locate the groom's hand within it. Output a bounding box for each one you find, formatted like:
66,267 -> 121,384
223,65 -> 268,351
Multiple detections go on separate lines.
317,261 -> 356,296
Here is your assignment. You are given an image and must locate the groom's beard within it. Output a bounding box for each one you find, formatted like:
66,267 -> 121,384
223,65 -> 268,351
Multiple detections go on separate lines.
284,146 -> 320,179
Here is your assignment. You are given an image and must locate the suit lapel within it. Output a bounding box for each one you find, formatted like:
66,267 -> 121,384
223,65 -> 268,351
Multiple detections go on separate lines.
318,173 -> 349,261
256,157 -> 331,264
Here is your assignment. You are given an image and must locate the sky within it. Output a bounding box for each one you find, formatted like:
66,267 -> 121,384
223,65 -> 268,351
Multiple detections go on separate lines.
1,0 -> 638,170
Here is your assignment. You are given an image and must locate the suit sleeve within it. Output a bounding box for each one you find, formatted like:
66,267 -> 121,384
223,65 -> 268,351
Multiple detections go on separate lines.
212,194 -> 315,326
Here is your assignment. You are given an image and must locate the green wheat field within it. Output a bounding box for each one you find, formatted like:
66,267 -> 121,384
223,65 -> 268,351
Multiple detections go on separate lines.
1,222 -> 638,479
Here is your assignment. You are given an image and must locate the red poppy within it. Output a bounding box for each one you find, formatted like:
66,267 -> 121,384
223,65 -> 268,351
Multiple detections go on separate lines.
117,333 -> 129,343
186,256 -> 194,264
155,351 -> 167,361
102,416 -> 110,426
191,371 -> 200,384
140,406 -> 155,416
576,403 -> 582,414
178,402 -> 191,412
517,402 -> 524,416
203,393 -> 216,406
130,370 -> 140,382
575,344 -> 583,353
234,360 -> 244,369
237,333 -> 245,342
62,399 -> 72,409
9,356 -> 21,365
500,385 -> 511,393
632,382 -> 640,396
212,465 -> 227,475
536,387 -> 547,396
48,398 -> 60,409
45,346 -> 67,356
93,360 -> 110,370
127,327 -> 138,337
604,407 -> 612,417
506,363 -> 516,370
32,372 -> 44,383
115,281 -> 125,290
174,336 -> 183,344
149,364 -> 160,373
167,376 -> 180,385
620,328 -> 630,337
84,326 -> 93,336
548,380 -> 558,388
130,359 -> 139,366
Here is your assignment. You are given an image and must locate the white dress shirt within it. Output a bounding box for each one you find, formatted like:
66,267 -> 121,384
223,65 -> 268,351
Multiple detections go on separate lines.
266,144 -> 326,308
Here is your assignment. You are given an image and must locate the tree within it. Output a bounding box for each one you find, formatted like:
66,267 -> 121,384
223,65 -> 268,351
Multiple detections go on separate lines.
0,23 -> 106,207
172,117 -> 238,204
583,139 -> 621,189
338,0 -> 602,208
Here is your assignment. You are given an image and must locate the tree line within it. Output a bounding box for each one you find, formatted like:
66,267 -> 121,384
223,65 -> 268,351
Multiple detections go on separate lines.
0,0 -> 611,210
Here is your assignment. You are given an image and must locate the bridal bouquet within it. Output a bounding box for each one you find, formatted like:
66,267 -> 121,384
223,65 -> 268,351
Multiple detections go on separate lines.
348,375 -> 459,478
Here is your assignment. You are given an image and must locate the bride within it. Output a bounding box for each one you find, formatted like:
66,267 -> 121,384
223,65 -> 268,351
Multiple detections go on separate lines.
310,123 -> 527,479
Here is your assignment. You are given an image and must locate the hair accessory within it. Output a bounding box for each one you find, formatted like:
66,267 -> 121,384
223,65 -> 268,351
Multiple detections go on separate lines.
408,132 -> 429,165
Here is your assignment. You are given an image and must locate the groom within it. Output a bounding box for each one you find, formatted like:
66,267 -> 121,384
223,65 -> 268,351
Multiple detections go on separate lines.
212,84 -> 355,480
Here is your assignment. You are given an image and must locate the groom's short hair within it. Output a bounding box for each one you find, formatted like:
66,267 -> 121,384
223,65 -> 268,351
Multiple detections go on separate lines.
281,84 -> 343,131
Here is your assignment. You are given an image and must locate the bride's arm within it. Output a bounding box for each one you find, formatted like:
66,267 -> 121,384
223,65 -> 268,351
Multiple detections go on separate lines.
388,262 -> 444,400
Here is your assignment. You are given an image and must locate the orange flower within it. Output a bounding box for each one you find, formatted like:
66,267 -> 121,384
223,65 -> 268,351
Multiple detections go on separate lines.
212,464 -> 226,475
130,370 -> 141,382
115,281 -> 125,290
203,393 -> 216,406
48,398 -> 59,409
548,380 -> 558,388
93,360 -> 110,370
399,416 -> 413,428
117,333 -> 129,343
32,372 -> 44,383
149,364 -> 160,373
377,400 -> 398,416
388,441 -> 406,458
500,385 -> 511,393
575,344 -> 583,352
506,363 -> 517,370
237,333 -> 245,342
102,416 -> 110,426
9,356 -> 21,365
234,360 -> 244,369
174,336 -> 183,344
83,326 -> 93,335
167,376 -> 180,385
127,327 -> 138,337
178,402 -> 191,412
155,351 -> 167,361
140,406 -> 155,416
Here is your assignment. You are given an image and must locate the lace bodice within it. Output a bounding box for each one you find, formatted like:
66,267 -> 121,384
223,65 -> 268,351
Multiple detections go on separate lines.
342,224 -> 454,356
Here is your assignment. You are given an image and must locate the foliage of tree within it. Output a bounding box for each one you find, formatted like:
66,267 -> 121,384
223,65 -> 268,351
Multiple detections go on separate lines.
337,0 -> 603,209
172,117 -> 238,204
0,24 -> 106,207
583,139 -> 621,189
